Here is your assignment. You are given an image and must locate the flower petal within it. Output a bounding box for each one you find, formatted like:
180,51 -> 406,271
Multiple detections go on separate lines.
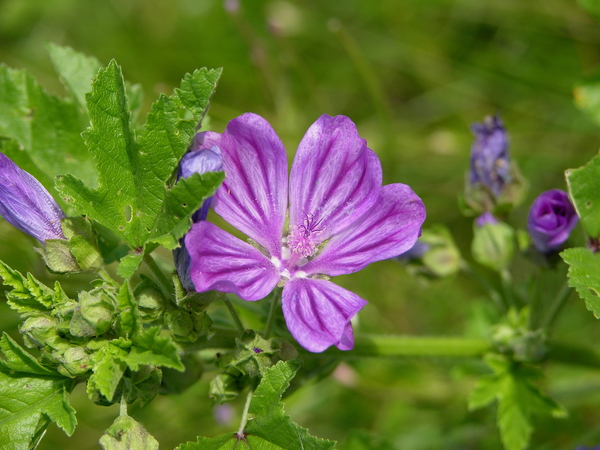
195,113 -> 288,258
282,278 -> 367,352
185,221 -> 279,301
301,183 -> 426,276
289,115 -> 382,241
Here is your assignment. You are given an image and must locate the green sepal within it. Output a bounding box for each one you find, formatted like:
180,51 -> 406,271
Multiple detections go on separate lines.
419,224 -> 462,277
69,289 -> 116,337
230,330 -> 280,378
99,413 -> 159,450
472,222 -> 515,272
37,239 -> 81,274
209,372 -> 247,404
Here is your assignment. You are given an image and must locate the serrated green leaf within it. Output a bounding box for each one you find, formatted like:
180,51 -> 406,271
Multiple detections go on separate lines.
0,334 -> 76,449
469,354 -> 566,450
561,247 -> 600,317
0,333 -> 54,375
55,61 -> 222,249
46,42 -> 102,109
127,326 -> 184,371
0,63 -> 96,192
0,260 -> 54,315
566,153 -> 600,238
149,171 -> 224,249
245,361 -> 336,450
88,343 -> 128,402
117,254 -> 144,279
180,361 -> 335,450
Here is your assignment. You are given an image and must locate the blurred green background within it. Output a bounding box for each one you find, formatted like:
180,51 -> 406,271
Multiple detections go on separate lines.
3,0 -> 600,448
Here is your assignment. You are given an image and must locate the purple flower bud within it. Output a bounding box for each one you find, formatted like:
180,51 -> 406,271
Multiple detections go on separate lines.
470,115 -> 511,197
475,211 -> 499,227
528,189 -> 578,254
0,153 -> 65,242
174,141 -> 223,291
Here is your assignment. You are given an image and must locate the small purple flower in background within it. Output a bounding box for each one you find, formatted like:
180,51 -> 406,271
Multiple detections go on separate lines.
475,211 -> 499,227
528,189 -> 578,254
470,115 -> 511,197
0,153 -> 65,242
184,113 -> 426,352
174,143 -> 223,291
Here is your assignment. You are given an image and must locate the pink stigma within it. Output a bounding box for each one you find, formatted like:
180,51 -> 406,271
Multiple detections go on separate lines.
287,214 -> 325,258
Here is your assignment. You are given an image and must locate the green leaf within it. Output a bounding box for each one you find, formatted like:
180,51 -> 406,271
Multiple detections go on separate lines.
0,334 -> 77,449
46,42 -> 101,109
55,61 -> 222,249
87,343 -> 129,403
100,414 -> 160,450
561,247 -> 600,317
127,327 -> 184,371
0,63 -> 96,191
117,254 -> 144,279
469,354 -> 566,450
0,333 -> 54,375
0,259 -> 54,315
566,153 -> 600,238
180,361 -> 336,450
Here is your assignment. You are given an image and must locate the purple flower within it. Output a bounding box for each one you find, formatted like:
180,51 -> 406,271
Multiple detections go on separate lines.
528,189 -> 578,254
0,153 -> 65,242
470,115 -> 511,197
475,211 -> 499,227
184,113 -> 426,352
174,143 -> 224,291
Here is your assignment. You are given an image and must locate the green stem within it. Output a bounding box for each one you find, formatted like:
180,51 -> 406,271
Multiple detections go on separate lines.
500,268 -> 519,309
350,334 -> 491,358
237,389 -> 253,437
143,253 -> 173,299
541,283 -> 572,330
527,270 -> 543,330
119,394 -> 128,417
263,288 -> 281,339
223,297 -> 245,334
97,267 -> 118,286
461,263 -> 507,313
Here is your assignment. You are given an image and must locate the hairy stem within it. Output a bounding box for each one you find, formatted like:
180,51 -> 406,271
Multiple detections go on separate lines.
237,389 -> 253,437
350,334 -> 491,358
143,253 -> 173,299
223,297 -> 246,334
541,283 -> 573,330
263,288 -> 281,339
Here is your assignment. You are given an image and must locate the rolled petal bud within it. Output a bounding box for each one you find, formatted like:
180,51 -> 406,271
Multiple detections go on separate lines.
528,189 -> 578,254
470,115 -> 511,197
0,153 -> 65,242
174,141 -> 224,291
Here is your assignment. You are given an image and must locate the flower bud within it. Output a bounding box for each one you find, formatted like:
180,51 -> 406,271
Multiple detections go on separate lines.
174,142 -> 223,291
469,115 -> 510,198
0,153 -> 65,242
528,189 -> 578,254
472,221 -> 515,271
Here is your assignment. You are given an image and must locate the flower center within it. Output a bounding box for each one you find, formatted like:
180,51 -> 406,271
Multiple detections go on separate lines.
287,213 -> 324,259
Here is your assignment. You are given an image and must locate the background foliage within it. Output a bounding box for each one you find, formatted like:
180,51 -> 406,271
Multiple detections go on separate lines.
2,0 -> 600,449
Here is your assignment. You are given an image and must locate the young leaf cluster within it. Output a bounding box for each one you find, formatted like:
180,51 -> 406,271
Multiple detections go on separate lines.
469,354 -> 566,450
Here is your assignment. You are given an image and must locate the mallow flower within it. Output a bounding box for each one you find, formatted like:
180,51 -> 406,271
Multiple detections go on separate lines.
528,189 -> 578,254
0,153 -> 65,242
174,143 -> 223,291
470,115 -> 510,197
184,113 -> 426,352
